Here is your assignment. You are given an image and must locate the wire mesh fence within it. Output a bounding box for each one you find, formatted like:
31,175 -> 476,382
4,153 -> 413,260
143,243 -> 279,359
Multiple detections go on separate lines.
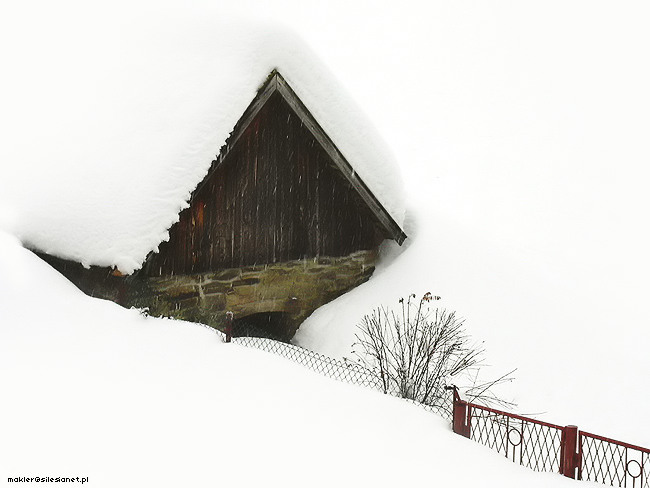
580,431 -> 650,488
228,333 -> 452,418
468,403 -> 564,473
233,335 -> 382,389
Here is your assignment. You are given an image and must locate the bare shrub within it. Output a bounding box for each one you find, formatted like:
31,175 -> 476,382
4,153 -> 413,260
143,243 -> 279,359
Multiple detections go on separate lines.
352,292 -> 513,412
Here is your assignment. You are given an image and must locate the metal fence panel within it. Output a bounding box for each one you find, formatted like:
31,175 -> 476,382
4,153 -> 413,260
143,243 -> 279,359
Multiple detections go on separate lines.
469,404 -> 563,473
580,431 -> 650,488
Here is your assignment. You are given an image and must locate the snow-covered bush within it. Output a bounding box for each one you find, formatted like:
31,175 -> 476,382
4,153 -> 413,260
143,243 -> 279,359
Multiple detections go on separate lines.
353,293 -> 513,412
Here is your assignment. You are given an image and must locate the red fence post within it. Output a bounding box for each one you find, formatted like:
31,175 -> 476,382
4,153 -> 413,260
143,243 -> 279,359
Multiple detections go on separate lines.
561,425 -> 580,479
225,311 -> 233,343
448,386 -> 471,438
453,400 -> 471,438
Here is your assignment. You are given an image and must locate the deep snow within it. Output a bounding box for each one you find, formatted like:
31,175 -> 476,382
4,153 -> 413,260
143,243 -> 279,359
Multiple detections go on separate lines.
1,0 -> 649,484
0,233 -> 599,487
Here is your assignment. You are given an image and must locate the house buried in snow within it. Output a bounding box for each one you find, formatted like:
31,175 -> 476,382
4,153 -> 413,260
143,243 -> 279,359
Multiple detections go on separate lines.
37,71 -> 406,341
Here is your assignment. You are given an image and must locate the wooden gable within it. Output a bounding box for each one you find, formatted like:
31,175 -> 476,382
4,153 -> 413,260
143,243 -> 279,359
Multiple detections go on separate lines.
142,72 -> 405,277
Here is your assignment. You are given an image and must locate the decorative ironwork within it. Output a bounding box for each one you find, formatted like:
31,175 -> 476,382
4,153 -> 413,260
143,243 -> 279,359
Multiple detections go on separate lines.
468,403 -> 563,473
449,387 -> 650,488
580,431 -> 649,488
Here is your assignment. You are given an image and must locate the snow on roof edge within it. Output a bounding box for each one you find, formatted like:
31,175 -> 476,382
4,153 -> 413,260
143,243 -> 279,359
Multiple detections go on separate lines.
0,11 -> 405,274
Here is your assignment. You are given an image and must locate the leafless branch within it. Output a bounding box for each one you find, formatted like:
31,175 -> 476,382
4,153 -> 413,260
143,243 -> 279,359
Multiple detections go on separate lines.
352,293 -> 514,414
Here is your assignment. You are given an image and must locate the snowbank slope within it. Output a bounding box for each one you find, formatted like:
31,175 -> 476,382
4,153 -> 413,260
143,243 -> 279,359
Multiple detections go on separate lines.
0,233 -> 597,487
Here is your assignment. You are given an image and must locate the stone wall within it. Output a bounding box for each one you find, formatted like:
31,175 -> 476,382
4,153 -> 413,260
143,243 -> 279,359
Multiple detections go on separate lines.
36,248 -> 378,340
129,249 -> 377,339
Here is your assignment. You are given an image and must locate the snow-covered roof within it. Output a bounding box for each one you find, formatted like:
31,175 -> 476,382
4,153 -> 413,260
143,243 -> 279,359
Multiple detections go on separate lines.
0,7 -> 405,274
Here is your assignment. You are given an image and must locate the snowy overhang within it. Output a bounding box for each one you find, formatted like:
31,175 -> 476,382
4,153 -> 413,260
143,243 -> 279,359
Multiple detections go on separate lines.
0,10 -> 405,273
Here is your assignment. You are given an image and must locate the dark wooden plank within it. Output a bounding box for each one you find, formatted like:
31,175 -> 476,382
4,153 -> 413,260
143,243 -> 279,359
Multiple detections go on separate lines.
275,73 -> 406,244
142,85 -> 389,277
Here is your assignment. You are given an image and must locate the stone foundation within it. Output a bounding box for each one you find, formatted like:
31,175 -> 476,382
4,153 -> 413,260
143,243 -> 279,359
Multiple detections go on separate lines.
129,249 -> 377,339
38,249 -> 378,341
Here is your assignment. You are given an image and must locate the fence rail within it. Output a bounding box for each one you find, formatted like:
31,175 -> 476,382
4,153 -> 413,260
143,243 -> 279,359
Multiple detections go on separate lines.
449,387 -> 649,487
467,401 -> 565,473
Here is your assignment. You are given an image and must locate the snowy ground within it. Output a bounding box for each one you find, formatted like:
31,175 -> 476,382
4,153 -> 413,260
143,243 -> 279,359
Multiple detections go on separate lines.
0,234 -> 600,487
1,0 -> 649,485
